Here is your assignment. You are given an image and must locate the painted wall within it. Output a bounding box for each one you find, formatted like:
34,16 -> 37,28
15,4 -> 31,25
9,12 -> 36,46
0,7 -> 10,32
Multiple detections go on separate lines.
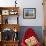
0,0 -> 44,26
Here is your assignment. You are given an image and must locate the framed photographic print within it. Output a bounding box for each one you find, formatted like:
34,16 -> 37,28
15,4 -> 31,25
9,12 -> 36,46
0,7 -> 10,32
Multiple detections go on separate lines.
23,8 -> 36,19
2,10 -> 9,15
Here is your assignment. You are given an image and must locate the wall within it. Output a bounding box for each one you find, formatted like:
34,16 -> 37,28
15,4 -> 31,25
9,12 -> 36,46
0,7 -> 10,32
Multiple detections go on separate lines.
18,0 -> 44,26
0,0 -> 44,26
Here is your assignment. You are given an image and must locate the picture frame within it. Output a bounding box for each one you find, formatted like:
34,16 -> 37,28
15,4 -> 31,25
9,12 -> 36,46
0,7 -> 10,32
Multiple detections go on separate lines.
23,8 -> 36,19
2,10 -> 9,15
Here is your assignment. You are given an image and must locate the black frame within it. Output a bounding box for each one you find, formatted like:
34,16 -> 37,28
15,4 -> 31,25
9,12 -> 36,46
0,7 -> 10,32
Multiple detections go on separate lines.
23,8 -> 36,19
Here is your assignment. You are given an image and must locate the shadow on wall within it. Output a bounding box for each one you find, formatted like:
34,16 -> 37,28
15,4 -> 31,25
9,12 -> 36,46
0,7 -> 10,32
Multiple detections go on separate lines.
18,26 -> 44,44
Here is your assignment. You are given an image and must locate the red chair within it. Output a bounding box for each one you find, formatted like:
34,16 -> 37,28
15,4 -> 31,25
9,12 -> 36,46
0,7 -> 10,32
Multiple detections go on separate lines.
21,28 -> 41,46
